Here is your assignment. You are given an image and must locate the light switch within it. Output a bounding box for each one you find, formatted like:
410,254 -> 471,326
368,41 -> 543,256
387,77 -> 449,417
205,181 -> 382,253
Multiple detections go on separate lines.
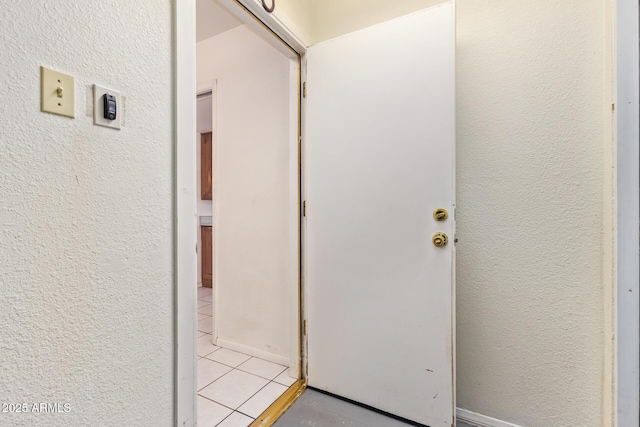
93,84 -> 121,130
40,66 -> 75,118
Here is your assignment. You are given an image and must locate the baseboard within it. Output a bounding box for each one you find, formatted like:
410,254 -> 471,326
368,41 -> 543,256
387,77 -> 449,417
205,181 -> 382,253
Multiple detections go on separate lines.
457,408 -> 523,427
215,338 -> 289,366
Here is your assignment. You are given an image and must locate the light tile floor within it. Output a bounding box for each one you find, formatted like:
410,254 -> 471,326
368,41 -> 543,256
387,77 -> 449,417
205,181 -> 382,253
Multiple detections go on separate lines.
197,286 -> 296,427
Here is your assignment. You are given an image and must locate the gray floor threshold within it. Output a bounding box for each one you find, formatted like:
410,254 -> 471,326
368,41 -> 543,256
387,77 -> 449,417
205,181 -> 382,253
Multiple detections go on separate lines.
273,388 -> 473,427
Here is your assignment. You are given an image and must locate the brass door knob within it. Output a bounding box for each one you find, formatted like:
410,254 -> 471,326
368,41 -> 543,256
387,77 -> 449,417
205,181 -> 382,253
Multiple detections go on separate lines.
433,208 -> 448,221
432,233 -> 448,247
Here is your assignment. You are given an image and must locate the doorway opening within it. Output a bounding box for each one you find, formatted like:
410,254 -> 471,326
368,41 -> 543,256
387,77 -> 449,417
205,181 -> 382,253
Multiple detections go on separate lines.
193,1 -> 302,426
179,2 -> 457,427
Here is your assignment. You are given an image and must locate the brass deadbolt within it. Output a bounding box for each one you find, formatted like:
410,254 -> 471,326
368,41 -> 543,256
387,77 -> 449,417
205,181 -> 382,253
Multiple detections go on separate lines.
432,233 -> 448,248
433,208 -> 448,221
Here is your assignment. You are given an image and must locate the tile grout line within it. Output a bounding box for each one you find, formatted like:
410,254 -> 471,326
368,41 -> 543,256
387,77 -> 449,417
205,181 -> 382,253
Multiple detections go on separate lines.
199,356 -> 283,399
234,367 -> 288,383
199,345 -> 222,359
200,370 -> 268,416
198,392 -> 238,413
214,410 -> 254,427
229,373 -> 274,416
234,378 -> 293,419
203,355 -> 288,382
200,351 -> 293,386
197,368 -> 239,408
200,364 -> 285,419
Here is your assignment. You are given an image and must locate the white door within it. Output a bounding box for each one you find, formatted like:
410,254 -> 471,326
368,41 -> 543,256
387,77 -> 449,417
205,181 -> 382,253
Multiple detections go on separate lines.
304,3 -> 455,426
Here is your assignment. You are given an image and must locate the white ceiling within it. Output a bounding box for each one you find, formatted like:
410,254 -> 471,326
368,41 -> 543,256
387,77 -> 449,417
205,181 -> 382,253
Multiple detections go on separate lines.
196,0 -> 243,42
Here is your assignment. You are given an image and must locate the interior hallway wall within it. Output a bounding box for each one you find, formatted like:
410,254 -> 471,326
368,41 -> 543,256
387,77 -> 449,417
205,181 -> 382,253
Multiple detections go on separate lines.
0,1 -> 174,426
308,1 -> 610,426
197,25 -> 295,363
455,2 -> 607,425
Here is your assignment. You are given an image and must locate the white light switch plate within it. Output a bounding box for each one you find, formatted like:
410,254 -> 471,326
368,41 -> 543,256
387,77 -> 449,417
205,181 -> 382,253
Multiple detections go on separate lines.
41,66 -> 75,118
93,84 -> 121,130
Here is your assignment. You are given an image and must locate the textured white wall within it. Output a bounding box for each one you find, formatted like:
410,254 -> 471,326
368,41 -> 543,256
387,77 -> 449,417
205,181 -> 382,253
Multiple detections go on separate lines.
456,1 -> 607,425
310,1 -> 609,426
0,1 -> 611,426
0,1 -> 174,426
197,26 -> 295,362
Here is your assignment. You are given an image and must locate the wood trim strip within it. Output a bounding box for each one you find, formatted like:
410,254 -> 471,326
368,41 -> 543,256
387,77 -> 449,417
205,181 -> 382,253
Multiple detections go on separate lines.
201,132 -> 212,200
249,380 -> 306,427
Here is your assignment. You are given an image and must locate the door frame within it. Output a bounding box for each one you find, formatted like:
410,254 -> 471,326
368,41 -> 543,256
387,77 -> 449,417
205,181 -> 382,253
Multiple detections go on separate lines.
174,1 -> 307,425
614,0 -> 640,426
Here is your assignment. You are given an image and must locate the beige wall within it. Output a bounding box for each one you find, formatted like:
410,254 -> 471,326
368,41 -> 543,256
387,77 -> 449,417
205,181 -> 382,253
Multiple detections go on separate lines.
455,1 -> 607,425
276,0 -> 313,44
310,0 -> 443,44
307,1 -> 611,426
244,0 -> 314,45
0,1 -> 174,426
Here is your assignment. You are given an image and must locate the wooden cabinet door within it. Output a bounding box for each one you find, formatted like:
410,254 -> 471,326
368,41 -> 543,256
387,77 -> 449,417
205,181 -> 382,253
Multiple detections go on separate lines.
201,226 -> 212,288
201,132 -> 212,200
